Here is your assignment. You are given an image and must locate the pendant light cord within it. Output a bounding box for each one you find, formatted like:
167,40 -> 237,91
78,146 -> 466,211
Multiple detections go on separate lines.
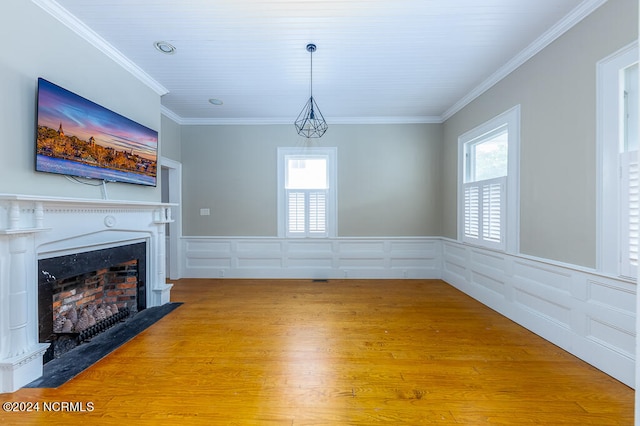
310,48 -> 313,100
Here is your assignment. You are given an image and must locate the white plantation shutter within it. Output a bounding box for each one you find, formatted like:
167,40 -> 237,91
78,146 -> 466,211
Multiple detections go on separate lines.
287,191 -> 305,233
286,190 -> 328,237
482,181 -> 503,243
308,191 -> 326,234
621,150 -> 638,278
463,177 -> 505,250
464,186 -> 479,240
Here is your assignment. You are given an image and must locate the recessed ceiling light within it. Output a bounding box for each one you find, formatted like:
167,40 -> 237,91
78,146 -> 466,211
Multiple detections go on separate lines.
208,98 -> 223,105
153,41 -> 176,55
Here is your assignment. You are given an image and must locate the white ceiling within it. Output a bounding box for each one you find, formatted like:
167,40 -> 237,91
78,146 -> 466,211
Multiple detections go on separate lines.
38,0 -> 602,125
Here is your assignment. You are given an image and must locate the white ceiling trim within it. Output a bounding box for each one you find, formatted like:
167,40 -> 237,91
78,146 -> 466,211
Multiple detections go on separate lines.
31,0 -> 169,96
168,115 -> 444,126
328,116 -> 443,125
160,106 -> 184,124
441,0 -> 609,121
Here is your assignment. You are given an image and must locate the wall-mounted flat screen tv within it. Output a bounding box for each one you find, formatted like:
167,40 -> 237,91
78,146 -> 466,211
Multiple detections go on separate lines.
36,78 -> 158,186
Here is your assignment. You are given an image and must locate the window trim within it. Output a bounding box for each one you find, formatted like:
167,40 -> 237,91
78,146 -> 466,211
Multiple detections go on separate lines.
457,105 -> 520,253
596,41 -> 638,278
277,147 -> 337,238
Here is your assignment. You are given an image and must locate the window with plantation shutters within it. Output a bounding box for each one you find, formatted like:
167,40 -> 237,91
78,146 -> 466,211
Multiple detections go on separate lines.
278,147 -> 336,238
458,106 -> 520,252
596,45 -> 637,279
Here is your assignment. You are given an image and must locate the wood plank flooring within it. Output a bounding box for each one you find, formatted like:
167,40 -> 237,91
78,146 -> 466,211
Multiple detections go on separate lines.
0,279 -> 634,425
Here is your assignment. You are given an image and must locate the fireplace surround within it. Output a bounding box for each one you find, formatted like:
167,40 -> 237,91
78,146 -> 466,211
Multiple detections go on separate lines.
0,194 -> 174,393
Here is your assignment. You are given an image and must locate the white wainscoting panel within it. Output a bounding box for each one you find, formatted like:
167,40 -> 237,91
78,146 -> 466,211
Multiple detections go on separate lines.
441,239 -> 636,388
182,237 -> 441,279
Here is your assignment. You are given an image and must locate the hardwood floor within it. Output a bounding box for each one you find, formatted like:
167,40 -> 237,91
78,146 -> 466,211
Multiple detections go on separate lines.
0,279 -> 633,425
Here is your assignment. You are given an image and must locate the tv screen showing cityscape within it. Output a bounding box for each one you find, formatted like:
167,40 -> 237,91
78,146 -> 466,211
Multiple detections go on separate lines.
36,78 -> 158,186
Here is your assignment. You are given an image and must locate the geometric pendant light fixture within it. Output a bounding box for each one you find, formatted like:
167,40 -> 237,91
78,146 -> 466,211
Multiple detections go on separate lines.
295,43 -> 328,138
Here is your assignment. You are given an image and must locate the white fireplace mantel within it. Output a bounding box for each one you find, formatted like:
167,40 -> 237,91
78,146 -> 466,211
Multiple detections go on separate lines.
0,194 -> 175,393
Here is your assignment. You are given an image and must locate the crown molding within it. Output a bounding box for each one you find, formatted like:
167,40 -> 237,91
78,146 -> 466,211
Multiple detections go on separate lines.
441,0 -> 609,122
32,0 -> 169,96
160,105 -> 184,124
328,116 -> 443,125
160,111 -> 443,126
181,117 -> 293,126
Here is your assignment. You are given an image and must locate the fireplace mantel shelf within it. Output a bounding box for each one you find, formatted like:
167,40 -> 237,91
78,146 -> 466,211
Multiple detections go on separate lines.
0,227 -> 51,235
0,194 -> 177,209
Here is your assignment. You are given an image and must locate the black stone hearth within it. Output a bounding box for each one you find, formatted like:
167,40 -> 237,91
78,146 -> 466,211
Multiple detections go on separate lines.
25,302 -> 182,388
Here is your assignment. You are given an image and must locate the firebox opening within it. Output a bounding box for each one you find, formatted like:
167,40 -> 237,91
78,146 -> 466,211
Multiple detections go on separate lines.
38,242 -> 147,363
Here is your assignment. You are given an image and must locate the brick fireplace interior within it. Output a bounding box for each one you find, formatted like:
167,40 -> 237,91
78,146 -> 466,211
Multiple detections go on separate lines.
37,242 -> 147,363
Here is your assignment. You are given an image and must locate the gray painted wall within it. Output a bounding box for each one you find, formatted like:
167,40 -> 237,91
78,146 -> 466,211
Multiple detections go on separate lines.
442,0 -> 638,268
181,123 -> 443,237
0,0 -> 161,202
160,115 -> 182,162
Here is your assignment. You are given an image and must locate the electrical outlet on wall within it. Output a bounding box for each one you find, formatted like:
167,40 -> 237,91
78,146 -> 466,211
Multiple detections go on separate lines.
200,208 -> 210,216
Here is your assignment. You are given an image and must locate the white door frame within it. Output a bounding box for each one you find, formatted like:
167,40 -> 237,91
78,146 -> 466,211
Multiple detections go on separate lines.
161,157 -> 182,280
